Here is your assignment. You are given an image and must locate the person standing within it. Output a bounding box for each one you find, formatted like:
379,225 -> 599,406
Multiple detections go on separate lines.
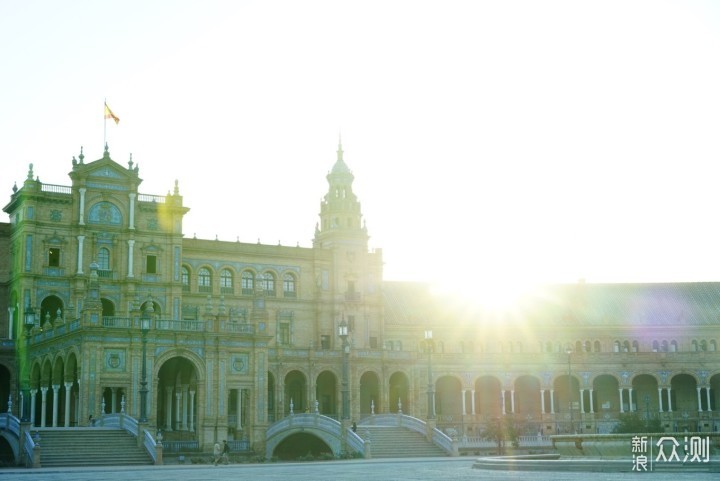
213,441 -> 221,466
221,440 -> 230,465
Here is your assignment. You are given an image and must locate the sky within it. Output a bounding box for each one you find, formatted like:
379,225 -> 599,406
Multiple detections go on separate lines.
2,0 -> 720,304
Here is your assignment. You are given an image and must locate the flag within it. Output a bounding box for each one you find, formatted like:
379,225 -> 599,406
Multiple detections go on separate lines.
104,102 -> 120,125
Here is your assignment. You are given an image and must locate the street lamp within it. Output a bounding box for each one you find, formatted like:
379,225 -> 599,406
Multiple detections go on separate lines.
425,329 -> 435,420
338,317 -> 350,420
21,302 -> 36,422
139,299 -> 153,423
566,347 -> 573,433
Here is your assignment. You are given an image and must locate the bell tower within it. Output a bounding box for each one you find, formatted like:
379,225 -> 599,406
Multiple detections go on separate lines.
313,140 -> 368,249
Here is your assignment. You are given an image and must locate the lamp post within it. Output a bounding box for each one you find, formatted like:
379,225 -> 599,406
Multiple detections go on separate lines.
425,329 -> 435,420
338,318 -> 350,420
566,347 -> 573,433
21,302 -> 36,422
139,301 -> 153,423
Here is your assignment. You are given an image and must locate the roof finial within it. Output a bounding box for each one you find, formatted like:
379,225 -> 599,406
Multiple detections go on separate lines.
78,146 -> 85,164
103,143 -> 110,159
337,131 -> 344,162
128,153 -> 134,170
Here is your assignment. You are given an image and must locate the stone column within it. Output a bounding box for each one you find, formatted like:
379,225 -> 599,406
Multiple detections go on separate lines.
7,307 -> 14,340
461,389 -> 467,415
175,392 -> 182,430
236,389 -> 242,430
181,385 -> 189,431
64,382 -> 73,427
40,387 -> 48,427
667,388 -> 673,412
707,388 -> 712,412
510,390 -> 515,414
30,389 -> 37,426
128,193 -> 136,230
471,390 -> 476,415
165,387 -> 173,430
618,388 -> 624,413
697,387 -> 703,412
658,388 -> 664,413
629,388 -> 634,412
501,390 -> 506,415
189,390 -> 196,432
579,389 -> 585,414
76,236 -> 85,274
127,240 -> 135,278
589,389 -> 595,413
540,389 -> 546,414
78,188 -> 87,225
111,387 -> 117,413
550,389 -> 555,414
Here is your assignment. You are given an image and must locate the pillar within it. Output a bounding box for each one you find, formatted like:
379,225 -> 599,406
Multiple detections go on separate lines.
510,390 -> 515,414
64,382 -> 73,427
165,387 -> 173,430
461,389 -> 467,415
667,388 -> 673,412
30,389 -> 37,426
658,388 -> 664,413
589,389 -> 594,414
618,388 -> 624,413
629,388 -> 634,412
175,392 -> 182,430
471,390 -> 476,415
128,193 -> 136,230
7,307 -> 14,340
501,390 -> 506,415
76,236 -> 85,274
235,389 -> 242,430
579,389 -> 585,414
707,388 -> 712,412
78,187 -> 86,225
111,387 -> 117,413
182,385 -> 189,431
550,389 -> 555,414
540,389 -> 546,414
127,240 -> 135,278
189,390 -> 196,432
40,387 -> 48,427
697,387 -> 703,412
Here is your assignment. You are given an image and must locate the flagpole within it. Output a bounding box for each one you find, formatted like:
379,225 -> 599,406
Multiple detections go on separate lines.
104,98 -> 107,147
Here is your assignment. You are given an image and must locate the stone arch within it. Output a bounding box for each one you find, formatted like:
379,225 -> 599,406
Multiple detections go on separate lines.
388,371 -> 409,414
359,370 -> 381,415
156,355 -> 201,433
285,370 -> 307,414
435,375 -> 462,416
100,298 -> 116,317
39,294 -> 64,327
513,374 -> 541,417
315,370 -> 337,415
475,375 -> 502,417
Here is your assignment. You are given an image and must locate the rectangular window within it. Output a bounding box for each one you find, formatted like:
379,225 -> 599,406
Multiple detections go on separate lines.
146,255 -> 157,274
279,323 -> 290,345
48,248 -> 60,267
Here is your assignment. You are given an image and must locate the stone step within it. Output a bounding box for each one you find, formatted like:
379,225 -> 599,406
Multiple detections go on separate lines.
360,426 -> 447,458
34,429 -> 153,467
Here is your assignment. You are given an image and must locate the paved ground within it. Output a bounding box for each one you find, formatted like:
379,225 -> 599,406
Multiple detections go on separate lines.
0,457 -> 718,481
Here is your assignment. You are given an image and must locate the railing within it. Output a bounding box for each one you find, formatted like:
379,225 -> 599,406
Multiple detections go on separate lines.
458,435 -> 552,448
144,429 -> 159,463
97,269 -> 114,279
359,413 -> 453,455
138,194 -> 166,204
163,441 -> 200,452
0,413 -> 20,438
222,322 -> 255,334
228,439 -> 250,452
23,431 -> 36,467
103,317 -> 132,328
40,183 -> 72,194
156,319 -> 205,332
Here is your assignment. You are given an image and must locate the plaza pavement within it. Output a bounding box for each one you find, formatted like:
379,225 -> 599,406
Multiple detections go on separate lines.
1,457 -> 718,481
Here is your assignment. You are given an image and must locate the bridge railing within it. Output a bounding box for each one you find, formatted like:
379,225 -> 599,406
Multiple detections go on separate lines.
99,413 -> 162,464
359,413 -> 454,455
0,413 -> 20,438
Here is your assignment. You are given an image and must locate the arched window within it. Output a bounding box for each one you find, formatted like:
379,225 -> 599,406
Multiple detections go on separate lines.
283,273 -> 297,298
661,340 -> 669,352
198,267 -> 212,293
264,272 -> 276,296
613,341 -> 621,353
691,340 -> 699,352
584,340 -> 592,353
652,340 -> 659,352
220,269 -> 233,294
98,247 -> 110,270
710,340 -> 717,352
632,340 -> 639,353
181,266 -> 190,292
670,340 -> 678,352
241,271 -> 254,295
622,340 -> 630,353
700,340 -> 708,352
594,340 -> 601,353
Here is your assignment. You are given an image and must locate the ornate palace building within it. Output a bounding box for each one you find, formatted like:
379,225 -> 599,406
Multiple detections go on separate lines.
0,143 -> 719,457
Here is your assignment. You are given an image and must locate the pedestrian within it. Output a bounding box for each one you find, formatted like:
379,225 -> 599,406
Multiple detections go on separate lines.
88,415 -> 95,427
352,421 -> 357,433
221,439 -> 230,465
213,441 -> 221,466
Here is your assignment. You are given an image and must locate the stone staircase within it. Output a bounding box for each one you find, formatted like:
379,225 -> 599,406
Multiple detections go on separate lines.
361,426 -> 447,458
36,428 -> 153,467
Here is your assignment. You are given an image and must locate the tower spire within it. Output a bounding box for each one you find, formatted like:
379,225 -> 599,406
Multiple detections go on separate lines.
337,132 -> 344,161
